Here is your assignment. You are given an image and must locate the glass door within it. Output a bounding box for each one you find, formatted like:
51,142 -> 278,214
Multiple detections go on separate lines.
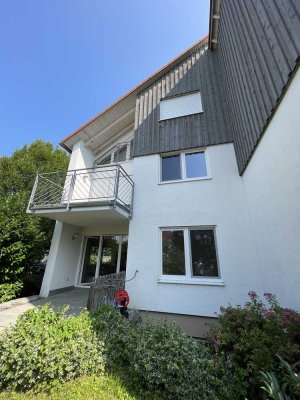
80,237 -> 100,284
79,235 -> 128,285
99,236 -> 120,275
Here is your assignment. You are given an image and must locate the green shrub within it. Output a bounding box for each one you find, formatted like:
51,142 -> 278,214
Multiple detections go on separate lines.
91,306 -> 240,399
130,320 -> 238,400
0,281 -> 23,303
260,356 -> 300,400
0,304 -> 105,391
210,292 -> 300,399
91,305 -> 136,369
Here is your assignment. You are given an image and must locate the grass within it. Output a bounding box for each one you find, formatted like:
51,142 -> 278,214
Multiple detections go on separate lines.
0,374 -> 154,400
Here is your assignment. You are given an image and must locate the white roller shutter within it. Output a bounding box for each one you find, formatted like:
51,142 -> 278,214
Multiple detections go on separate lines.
160,91 -> 203,120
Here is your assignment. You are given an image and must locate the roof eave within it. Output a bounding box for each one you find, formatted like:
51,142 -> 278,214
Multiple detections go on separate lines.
60,35 -> 209,151
209,0 -> 221,50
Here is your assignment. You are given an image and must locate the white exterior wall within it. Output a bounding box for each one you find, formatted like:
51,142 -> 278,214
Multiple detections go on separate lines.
68,140 -> 95,170
40,222 -> 84,297
126,143 -> 264,317
242,68 -> 300,310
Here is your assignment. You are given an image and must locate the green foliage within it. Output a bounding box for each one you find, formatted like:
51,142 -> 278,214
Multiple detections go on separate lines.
91,305 -> 137,369
91,305 -> 240,400
210,292 -> 300,399
0,281 -> 23,303
260,356 -> 300,400
0,305 -> 105,391
0,140 -> 69,285
0,374 -> 145,400
130,320 -> 238,400
0,140 -> 69,196
0,193 -> 52,283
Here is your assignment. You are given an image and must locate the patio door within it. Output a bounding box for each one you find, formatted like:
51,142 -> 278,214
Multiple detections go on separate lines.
79,235 -> 128,285
80,237 -> 101,284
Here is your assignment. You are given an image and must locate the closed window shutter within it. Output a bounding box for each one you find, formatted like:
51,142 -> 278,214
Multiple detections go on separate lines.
160,91 -> 203,120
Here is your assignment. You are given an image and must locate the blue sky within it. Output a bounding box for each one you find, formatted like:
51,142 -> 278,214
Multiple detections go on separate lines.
0,0 -> 209,156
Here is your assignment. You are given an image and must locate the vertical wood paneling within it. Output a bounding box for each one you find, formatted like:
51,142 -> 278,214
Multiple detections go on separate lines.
216,0 -> 300,173
133,39 -> 232,157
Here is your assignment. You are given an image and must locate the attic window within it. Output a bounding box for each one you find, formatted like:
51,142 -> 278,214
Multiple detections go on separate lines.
160,91 -> 203,121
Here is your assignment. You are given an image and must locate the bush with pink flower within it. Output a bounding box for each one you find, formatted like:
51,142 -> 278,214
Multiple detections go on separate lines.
210,292 -> 300,399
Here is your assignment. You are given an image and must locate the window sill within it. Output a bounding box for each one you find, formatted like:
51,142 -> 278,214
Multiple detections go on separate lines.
157,278 -> 224,286
158,176 -> 212,185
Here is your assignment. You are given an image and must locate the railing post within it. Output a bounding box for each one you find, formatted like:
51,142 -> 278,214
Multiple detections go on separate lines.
27,173 -> 39,212
114,165 -> 120,207
67,170 -> 76,211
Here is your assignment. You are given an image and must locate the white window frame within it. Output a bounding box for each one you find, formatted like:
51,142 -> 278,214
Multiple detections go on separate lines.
158,226 -> 224,286
159,148 -> 211,184
76,234 -> 128,287
96,138 -> 134,166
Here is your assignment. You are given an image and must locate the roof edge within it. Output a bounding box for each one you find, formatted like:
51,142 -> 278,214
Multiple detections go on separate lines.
209,0 -> 221,50
60,35 -> 208,149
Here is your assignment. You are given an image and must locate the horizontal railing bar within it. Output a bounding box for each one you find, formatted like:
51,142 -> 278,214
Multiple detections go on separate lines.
37,165 -> 133,184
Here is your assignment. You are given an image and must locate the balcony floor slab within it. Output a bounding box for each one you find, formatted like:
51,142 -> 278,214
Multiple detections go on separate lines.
29,203 -> 130,228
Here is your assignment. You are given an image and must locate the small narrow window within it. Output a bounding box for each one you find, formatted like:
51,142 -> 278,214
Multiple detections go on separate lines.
160,91 -> 203,120
114,145 -> 127,163
190,229 -> 219,277
185,151 -> 207,178
98,154 -> 112,165
161,155 -> 181,181
162,230 -> 185,275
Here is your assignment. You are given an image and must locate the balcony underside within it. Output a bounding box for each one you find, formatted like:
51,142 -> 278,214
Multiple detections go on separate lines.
29,200 -> 130,228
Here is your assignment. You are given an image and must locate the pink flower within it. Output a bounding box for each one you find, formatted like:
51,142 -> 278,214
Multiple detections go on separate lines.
212,339 -> 221,349
248,291 -> 257,298
264,292 -> 273,298
263,310 -> 276,318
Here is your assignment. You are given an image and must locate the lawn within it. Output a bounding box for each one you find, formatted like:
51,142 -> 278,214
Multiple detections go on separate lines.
0,375 -> 153,400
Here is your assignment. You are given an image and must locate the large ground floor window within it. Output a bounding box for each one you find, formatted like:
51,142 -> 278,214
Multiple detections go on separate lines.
161,226 -> 221,282
79,235 -> 128,285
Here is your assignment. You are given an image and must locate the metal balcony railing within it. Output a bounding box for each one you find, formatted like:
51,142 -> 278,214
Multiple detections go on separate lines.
28,165 -> 134,214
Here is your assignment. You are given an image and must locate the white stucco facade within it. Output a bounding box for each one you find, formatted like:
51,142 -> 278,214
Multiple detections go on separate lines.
125,143 -> 264,317
39,71 -> 299,320
242,68 -> 300,310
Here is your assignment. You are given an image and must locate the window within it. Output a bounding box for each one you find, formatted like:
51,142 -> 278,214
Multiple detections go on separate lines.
98,154 -> 112,165
95,139 -> 134,166
162,230 -> 185,275
161,150 -> 208,182
114,145 -> 127,163
161,227 -> 220,281
185,152 -> 207,178
161,155 -> 181,181
190,229 -> 219,277
160,91 -> 203,121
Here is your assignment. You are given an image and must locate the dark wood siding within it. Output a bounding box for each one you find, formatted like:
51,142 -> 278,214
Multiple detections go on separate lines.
133,39 -> 232,157
215,0 -> 300,173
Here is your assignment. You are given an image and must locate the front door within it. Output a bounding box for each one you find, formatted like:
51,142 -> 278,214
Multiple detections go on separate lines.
79,235 -> 128,285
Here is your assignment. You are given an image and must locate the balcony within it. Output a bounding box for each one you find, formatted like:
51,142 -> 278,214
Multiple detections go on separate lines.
27,165 -> 134,227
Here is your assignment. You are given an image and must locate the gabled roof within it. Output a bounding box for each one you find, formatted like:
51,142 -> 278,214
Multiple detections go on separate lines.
61,35 -> 208,153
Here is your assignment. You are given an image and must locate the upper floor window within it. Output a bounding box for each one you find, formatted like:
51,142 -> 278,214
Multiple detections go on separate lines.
96,139 -> 133,166
160,91 -> 203,121
161,150 -> 208,182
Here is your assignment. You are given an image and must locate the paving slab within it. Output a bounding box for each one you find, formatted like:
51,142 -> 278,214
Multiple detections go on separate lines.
0,288 -> 89,332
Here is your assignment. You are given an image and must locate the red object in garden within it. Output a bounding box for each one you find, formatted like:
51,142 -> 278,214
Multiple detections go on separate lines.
115,289 -> 130,307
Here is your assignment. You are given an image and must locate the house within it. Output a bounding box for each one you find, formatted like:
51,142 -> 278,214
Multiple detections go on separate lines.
27,0 -> 300,337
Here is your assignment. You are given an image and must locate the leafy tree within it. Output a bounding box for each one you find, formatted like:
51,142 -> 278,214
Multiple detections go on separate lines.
0,140 -> 69,284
